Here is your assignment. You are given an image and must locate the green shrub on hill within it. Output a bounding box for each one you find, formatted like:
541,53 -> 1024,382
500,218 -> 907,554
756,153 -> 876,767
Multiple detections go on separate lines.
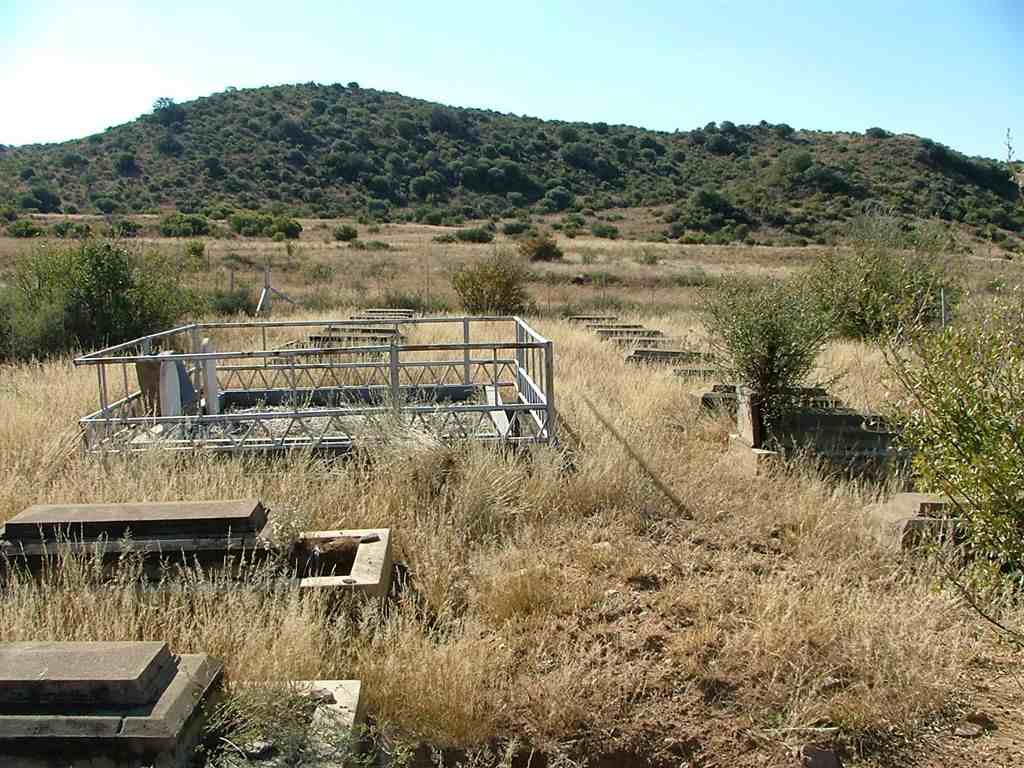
0,83 -> 1019,243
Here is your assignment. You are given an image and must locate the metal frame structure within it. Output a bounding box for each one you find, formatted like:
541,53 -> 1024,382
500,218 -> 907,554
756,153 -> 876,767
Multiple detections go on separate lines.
74,317 -> 556,453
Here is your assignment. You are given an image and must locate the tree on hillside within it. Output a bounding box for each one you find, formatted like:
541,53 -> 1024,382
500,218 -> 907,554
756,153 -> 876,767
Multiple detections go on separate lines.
152,97 -> 185,127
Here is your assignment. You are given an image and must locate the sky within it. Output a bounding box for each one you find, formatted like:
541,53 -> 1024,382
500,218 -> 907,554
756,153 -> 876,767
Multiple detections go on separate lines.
1,1 -> 1021,160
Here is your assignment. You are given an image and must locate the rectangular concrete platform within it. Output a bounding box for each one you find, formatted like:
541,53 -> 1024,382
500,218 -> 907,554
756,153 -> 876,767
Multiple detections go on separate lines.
0,642 -> 222,766
0,499 -> 270,557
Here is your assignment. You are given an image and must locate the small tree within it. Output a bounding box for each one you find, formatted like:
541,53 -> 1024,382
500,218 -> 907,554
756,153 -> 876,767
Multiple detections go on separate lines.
518,232 -> 562,262
888,295 -> 1024,573
700,276 -> 834,418
451,254 -> 531,315
807,213 -> 960,339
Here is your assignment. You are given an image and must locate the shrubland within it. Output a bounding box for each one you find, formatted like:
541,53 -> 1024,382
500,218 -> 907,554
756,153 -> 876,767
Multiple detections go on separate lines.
0,84 -> 1019,250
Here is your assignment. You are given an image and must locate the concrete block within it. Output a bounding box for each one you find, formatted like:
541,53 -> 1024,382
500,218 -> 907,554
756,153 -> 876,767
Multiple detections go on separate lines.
2,499 -> 269,545
566,315 -> 617,324
0,641 -> 174,710
0,642 -> 222,766
624,348 -> 712,366
868,493 -> 963,550
728,433 -> 779,476
290,529 -> 393,598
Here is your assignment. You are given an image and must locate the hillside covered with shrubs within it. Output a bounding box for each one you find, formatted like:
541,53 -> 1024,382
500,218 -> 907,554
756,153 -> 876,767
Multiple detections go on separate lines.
0,82 -> 1020,245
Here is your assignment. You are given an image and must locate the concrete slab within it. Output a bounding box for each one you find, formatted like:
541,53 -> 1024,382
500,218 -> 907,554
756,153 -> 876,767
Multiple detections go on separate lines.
291,529 -> 393,598
2,499 -> 268,543
624,348 -> 712,365
567,314 -> 617,324
0,641 -> 173,710
0,642 -> 222,767
868,493 -> 962,550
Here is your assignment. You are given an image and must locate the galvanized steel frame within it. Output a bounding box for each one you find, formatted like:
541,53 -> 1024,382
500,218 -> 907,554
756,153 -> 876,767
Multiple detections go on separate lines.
74,316 -> 556,453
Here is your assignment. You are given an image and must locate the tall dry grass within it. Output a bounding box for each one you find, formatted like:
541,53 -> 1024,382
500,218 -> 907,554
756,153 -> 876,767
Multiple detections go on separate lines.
0,302 -> 1011,765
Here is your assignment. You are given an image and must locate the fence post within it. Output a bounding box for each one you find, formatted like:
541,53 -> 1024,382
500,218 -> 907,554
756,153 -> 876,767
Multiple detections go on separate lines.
462,317 -> 471,385
544,340 -> 556,443
389,339 -> 401,418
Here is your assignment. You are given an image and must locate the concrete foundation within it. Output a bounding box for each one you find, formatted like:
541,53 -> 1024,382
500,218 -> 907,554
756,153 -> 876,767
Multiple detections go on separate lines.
290,529 -> 393,598
867,493 -> 963,550
1,501 -> 393,599
0,641 -> 222,767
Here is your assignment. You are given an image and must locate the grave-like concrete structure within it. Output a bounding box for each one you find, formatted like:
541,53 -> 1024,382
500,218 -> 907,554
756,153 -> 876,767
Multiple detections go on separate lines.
0,641 -> 221,767
567,314 -> 617,324
728,386 -> 904,475
0,500 -> 393,598
240,679 -> 365,767
867,493 -> 962,550
75,317 -> 556,454
594,327 -> 664,340
624,348 -> 714,366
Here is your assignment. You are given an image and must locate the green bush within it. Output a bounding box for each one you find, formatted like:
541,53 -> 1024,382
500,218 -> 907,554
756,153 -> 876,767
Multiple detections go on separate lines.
889,296 -> 1024,572
502,221 -> 530,236
51,221 -> 93,239
699,276 -> 833,414
160,212 -> 210,237
7,219 -> 43,238
807,213 -> 960,339
590,222 -> 619,239
333,224 -> 358,241
432,233 -> 457,244
108,219 -> 141,238
518,232 -> 563,262
207,287 -> 256,316
0,240 -> 194,358
455,227 -> 494,244
451,254 -> 531,315
229,211 -> 301,239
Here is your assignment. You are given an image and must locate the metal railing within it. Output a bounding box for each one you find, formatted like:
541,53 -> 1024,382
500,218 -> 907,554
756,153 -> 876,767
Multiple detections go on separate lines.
74,316 -> 555,453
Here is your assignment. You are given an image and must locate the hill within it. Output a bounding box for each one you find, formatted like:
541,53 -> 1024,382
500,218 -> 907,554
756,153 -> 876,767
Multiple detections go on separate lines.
1,82 -> 1021,246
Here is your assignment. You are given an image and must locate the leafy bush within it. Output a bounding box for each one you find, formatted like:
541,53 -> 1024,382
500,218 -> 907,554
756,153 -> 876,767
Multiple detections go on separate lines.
518,233 -> 563,262
0,240 -> 194,358
51,221 -> 93,239
451,254 -> 531,315
590,222 -> 619,239
333,224 -> 358,241
865,127 -> 890,139
160,212 -> 210,237
455,227 -> 494,244
807,213 -> 960,339
889,296 -> 1024,572
207,287 -> 256,316
502,221 -> 530,236
432,232 -> 457,244
700,276 -> 833,413
229,211 -> 301,239
7,219 -> 43,238
107,219 -> 141,238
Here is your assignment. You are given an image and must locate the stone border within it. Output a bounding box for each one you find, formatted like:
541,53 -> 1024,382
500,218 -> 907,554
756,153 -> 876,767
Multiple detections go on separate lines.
293,528 -> 393,598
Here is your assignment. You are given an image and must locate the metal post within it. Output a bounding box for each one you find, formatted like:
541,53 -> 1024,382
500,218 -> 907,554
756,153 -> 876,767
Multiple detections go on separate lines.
389,340 -> 401,418
462,317 -> 471,385
189,326 -> 201,389
544,340 -> 556,443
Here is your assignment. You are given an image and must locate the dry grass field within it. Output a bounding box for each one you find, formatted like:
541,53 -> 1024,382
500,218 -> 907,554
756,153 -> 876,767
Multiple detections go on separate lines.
0,223 -> 1022,766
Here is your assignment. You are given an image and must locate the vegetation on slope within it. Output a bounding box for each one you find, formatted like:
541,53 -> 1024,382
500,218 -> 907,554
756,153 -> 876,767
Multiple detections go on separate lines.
0,83 -> 1020,246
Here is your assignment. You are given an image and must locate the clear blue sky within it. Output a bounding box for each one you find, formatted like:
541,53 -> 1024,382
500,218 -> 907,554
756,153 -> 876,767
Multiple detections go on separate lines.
1,1 -> 1021,160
